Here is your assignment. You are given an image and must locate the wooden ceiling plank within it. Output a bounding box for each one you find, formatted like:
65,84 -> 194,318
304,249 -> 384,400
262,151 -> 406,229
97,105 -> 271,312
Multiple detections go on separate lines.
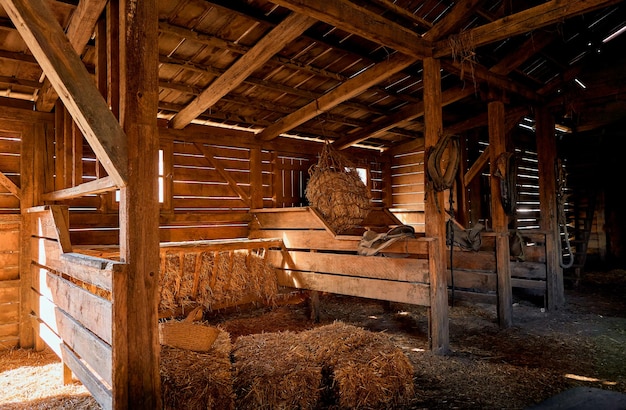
1,0 -> 128,186
270,0 -> 432,58
169,12 -> 316,130
257,52 -> 417,141
434,0 -> 623,58
36,0 -> 109,112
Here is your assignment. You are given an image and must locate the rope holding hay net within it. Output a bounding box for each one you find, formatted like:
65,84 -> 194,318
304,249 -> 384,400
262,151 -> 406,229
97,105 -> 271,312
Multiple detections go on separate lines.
305,141 -> 371,233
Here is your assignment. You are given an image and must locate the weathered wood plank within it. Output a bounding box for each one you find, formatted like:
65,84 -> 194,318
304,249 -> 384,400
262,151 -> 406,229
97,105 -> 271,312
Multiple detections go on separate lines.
33,291 -> 113,386
267,250 -> 430,283
33,266 -> 112,345
252,208 -> 326,230
276,269 -> 431,306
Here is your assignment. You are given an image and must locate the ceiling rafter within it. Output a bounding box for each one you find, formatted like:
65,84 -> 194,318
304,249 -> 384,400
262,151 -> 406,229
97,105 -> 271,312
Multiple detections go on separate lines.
35,0 -> 108,112
433,0 -> 623,58
169,12 -> 316,129
269,0 -> 432,58
256,52 -> 417,141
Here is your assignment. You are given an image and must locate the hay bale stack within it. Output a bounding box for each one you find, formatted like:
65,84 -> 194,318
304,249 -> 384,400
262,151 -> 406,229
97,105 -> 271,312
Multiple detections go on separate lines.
159,249 -> 278,314
232,322 -> 414,409
306,142 -> 371,233
160,326 -> 234,410
302,322 -> 415,409
232,331 -> 322,410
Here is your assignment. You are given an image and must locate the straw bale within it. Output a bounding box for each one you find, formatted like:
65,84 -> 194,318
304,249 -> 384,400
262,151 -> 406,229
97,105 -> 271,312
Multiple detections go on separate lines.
160,327 -> 234,410
232,331 -> 322,410
159,321 -> 221,352
231,322 -> 414,409
159,249 -> 278,314
302,322 -> 415,409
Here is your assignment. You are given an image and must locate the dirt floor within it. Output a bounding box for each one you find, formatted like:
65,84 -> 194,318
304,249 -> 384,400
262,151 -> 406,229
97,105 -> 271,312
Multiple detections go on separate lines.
1,269 -> 625,409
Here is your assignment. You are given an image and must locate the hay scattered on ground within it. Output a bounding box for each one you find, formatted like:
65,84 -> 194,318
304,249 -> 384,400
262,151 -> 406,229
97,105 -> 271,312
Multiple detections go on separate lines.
159,249 -> 278,314
232,322 -> 414,409
160,326 -> 234,410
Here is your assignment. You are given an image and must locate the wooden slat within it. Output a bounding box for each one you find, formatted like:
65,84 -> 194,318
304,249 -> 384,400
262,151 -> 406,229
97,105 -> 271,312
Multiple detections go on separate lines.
0,170 -> 20,199
33,266 -> 112,344
276,269 -> 431,306
33,292 -> 112,385
268,249 -> 430,283
252,207 -> 325,230
42,176 -> 118,202
61,344 -> 112,410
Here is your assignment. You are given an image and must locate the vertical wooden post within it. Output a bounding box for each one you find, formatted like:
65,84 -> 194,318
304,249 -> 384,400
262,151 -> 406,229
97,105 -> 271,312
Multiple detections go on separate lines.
423,57 -> 449,355
250,146 -> 264,209
18,124 -> 35,348
536,107 -> 564,309
116,0 -> 161,408
488,99 -> 512,328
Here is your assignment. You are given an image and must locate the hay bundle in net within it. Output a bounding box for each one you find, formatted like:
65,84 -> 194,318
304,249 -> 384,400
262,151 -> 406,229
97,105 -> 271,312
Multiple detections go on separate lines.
232,331 -> 322,410
306,141 -> 371,233
302,322 -> 415,409
160,326 -> 234,410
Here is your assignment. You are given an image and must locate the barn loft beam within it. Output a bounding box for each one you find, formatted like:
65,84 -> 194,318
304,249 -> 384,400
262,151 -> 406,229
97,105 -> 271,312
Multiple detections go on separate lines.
422,0 -> 486,41
0,0 -> 128,187
370,0 -> 433,30
433,0 -> 623,58
270,0 -> 432,58
36,0 -> 108,112
256,52 -> 417,141
169,12 -> 316,130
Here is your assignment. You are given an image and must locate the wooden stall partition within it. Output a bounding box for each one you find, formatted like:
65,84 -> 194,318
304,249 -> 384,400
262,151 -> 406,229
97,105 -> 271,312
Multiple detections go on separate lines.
250,207 -> 448,353
28,205 -> 127,410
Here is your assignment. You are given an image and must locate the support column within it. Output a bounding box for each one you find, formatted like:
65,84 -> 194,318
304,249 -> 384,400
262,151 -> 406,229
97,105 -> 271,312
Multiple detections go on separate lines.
536,107 -> 564,309
423,57 -> 449,355
116,0 -> 161,407
488,99 -> 512,328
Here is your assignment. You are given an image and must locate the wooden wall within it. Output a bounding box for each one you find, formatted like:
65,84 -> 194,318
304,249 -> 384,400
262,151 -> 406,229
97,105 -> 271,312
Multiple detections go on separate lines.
0,215 -> 20,348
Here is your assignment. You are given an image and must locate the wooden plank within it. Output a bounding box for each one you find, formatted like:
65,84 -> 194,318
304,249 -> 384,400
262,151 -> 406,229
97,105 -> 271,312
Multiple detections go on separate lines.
276,269 -> 431,306
252,207 -> 325,230
428,237 -> 449,354
33,267 -> 112,345
511,261 -> 547,280
19,122 -> 33,348
171,12 -> 316,129
61,344 -> 113,410
42,176 -> 118,201
267,250 -> 430,283
511,278 -> 546,291
0,0 -> 128,187
447,269 -> 497,292
33,291 -> 113,386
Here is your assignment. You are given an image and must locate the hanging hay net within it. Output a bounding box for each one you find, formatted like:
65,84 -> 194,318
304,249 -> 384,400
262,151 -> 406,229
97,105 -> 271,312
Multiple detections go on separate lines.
305,141 -> 372,233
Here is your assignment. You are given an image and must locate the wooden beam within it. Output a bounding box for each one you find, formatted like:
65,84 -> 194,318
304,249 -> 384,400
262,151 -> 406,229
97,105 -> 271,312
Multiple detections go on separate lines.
169,12 -> 316,129
257,52 -> 417,141
1,0 -> 128,187
423,57 -> 449,355
370,0 -> 433,30
487,99 -> 512,328
536,107 -> 564,310
270,0 -> 432,58
422,0 -> 485,41
36,0 -> 109,112
193,142 -> 252,208
0,170 -> 21,199
434,0 -> 623,57
41,176 -> 118,202
117,0 -> 160,407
